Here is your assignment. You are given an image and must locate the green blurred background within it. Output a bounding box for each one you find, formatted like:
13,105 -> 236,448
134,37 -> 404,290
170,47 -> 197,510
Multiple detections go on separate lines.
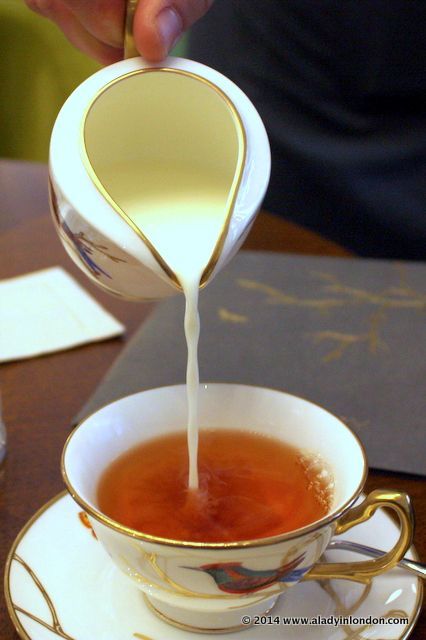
0,0 -> 187,162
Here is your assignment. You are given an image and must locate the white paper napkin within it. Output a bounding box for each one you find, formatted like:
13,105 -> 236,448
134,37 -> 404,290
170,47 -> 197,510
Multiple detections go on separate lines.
0,267 -> 125,362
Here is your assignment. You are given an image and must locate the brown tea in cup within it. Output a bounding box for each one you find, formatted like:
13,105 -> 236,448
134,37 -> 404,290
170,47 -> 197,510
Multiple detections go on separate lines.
97,429 -> 333,542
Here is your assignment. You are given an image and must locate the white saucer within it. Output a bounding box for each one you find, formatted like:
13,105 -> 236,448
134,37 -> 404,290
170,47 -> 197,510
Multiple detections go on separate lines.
4,492 -> 423,640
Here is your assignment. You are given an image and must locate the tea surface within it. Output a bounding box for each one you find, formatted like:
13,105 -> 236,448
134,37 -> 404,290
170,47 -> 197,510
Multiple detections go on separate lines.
97,429 -> 332,542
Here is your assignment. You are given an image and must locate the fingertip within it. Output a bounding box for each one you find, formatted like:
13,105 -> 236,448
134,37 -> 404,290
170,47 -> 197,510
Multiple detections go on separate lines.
132,29 -> 160,62
156,7 -> 182,55
133,2 -> 182,62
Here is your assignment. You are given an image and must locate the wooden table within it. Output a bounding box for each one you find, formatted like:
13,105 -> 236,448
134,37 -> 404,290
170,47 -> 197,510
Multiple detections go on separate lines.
0,160 -> 424,639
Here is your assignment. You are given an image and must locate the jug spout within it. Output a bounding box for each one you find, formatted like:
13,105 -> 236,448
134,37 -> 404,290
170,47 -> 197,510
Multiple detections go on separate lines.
49,57 -> 270,301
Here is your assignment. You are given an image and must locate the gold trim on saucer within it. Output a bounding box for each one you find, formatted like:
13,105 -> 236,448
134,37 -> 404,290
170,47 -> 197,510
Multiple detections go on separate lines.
10,555 -> 75,640
4,491 -> 74,640
3,492 -> 423,640
80,68 -> 246,292
4,492 -> 155,640
319,580 -> 412,640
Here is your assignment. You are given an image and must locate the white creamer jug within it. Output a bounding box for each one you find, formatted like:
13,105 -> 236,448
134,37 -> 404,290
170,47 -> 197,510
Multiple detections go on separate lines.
49,56 -> 270,300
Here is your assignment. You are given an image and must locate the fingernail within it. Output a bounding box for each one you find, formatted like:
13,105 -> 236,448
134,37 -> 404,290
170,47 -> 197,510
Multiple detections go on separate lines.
156,7 -> 182,53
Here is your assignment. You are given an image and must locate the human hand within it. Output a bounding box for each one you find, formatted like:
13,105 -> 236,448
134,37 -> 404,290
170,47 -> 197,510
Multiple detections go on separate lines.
25,0 -> 214,64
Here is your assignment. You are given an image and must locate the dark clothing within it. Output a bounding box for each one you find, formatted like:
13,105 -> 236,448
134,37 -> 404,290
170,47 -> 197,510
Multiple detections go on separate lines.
189,1 -> 426,259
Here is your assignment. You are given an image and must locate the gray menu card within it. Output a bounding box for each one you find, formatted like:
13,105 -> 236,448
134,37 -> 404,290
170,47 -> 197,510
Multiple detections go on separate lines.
76,252 -> 426,476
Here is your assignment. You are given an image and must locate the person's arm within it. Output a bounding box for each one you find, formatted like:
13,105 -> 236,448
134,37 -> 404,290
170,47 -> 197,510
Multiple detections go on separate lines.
25,0 -> 214,64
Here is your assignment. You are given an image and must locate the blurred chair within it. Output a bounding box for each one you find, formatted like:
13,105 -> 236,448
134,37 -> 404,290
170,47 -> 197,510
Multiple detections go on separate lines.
1,1 -> 188,164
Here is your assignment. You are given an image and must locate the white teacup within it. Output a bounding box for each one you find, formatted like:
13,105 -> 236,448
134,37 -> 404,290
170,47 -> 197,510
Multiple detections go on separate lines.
62,384 -> 413,633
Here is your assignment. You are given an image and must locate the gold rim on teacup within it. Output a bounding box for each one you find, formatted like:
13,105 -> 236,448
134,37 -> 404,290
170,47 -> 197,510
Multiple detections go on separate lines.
62,383 -> 412,571
62,384 -> 370,550
61,383 -> 415,632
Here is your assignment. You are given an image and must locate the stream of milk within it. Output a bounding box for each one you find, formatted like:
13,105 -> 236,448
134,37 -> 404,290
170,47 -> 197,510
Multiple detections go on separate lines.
106,164 -> 231,490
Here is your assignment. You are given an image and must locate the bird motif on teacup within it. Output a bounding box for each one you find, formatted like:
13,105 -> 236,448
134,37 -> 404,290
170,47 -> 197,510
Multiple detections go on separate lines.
183,553 -> 310,594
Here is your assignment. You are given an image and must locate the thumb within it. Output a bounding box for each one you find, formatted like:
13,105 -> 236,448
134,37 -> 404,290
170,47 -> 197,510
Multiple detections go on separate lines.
133,0 -> 214,61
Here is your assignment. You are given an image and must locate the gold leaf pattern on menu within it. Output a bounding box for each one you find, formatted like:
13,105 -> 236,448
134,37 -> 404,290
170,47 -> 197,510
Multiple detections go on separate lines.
237,265 -> 426,362
218,307 -> 249,323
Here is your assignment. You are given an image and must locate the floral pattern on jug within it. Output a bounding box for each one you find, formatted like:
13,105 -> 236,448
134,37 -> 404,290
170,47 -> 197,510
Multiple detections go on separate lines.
48,173 -> 176,300
50,177 -> 122,280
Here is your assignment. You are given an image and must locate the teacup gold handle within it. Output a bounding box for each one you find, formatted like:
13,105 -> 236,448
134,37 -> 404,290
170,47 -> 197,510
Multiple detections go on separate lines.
124,0 -> 139,59
305,489 -> 414,584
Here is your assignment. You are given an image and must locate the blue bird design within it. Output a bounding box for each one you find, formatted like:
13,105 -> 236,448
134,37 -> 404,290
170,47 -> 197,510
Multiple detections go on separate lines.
184,553 -> 310,594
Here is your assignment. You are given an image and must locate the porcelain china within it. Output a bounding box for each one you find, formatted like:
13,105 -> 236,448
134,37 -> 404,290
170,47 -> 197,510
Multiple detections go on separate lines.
49,56 -> 270,301
61,384 -> 414,632
5,492 -> 422,640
